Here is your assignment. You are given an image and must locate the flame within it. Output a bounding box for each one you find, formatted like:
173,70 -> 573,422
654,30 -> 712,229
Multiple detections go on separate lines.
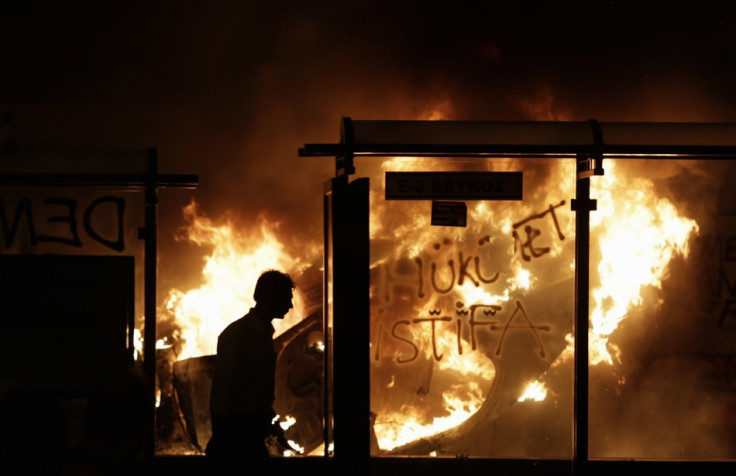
132,328 -> 143,360
369,155 -> 700,453
371,292 -> 496,451
157,151 -> 701,456
162,201 -> 312,360
518,380 -> 548,402
373,381 -> 487,452
589,161 -> 699,366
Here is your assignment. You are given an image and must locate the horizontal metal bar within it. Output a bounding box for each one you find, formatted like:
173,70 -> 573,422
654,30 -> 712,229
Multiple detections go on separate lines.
0,173 -> 199,188
300,143 -> 736,159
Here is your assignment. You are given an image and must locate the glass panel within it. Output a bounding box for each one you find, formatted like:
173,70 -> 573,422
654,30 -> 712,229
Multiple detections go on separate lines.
588,158 -> 736,461
363,157 -> 576,459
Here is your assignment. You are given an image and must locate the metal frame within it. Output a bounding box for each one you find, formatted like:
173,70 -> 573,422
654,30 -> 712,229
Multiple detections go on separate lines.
301,117 -> 736,474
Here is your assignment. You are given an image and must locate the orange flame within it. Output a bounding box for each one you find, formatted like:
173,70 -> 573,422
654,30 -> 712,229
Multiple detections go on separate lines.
162,201 -> 312,360
518,380 -> 548,402
589,161 -> 699,366
161,154 -> 700,456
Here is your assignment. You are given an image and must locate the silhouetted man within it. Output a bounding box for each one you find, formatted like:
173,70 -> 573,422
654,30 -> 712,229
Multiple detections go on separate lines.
206,269 -> 295,468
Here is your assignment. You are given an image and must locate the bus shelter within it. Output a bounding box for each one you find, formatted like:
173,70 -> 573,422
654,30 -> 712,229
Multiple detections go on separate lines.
300,118 -> 736,475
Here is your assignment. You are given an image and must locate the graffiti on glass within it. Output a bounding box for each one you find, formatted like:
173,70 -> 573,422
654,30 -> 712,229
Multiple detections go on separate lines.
0,195 -> 126,251
374,202 -> 568,363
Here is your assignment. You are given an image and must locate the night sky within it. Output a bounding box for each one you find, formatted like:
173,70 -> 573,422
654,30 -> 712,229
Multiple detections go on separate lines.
2,0 -> 736,287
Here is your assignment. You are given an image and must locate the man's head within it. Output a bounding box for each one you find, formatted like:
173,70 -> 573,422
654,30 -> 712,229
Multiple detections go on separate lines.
253,269 -> 295,320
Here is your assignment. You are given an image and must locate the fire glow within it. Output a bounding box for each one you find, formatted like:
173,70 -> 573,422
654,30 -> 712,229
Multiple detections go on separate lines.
366,157 -> 699,455
160,156 -> 700,457
589,161 -> 699,366
162,202 -> 313,360
518,380 -> 548,402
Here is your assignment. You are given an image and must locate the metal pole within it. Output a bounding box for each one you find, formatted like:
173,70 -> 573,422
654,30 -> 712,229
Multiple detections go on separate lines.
143,147 -> 159,457
572,154 -> 595,474
323,180 -> 333,459
331,176 -> 370,474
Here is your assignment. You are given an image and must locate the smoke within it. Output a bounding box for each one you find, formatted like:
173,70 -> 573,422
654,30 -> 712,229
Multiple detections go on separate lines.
3,2 -> 735,262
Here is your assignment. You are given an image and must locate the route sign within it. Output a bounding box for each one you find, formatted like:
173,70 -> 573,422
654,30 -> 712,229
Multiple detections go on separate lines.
385,171 -> 523,200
